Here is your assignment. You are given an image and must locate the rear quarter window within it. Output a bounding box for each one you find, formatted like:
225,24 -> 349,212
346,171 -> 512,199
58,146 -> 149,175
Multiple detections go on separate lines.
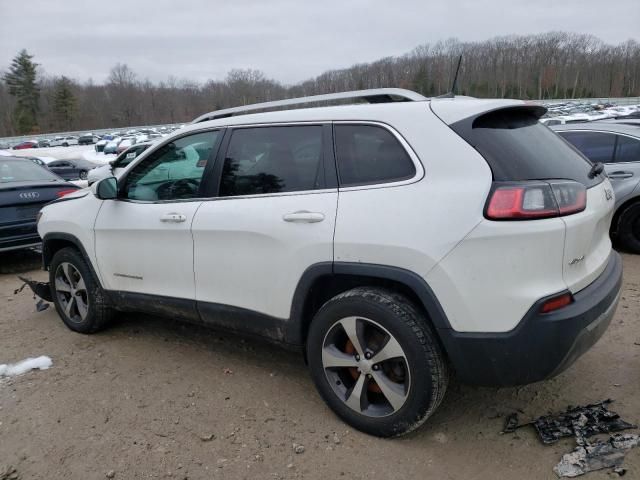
334,124 -> 416,187
451,108 -> 602,188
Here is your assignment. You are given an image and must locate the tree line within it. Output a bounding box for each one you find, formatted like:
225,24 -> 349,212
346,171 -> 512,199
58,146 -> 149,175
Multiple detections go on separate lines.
1,31 -> 639,137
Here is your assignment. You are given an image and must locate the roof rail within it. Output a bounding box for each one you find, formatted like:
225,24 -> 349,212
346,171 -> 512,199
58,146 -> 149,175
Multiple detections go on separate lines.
192,88 -> 427,123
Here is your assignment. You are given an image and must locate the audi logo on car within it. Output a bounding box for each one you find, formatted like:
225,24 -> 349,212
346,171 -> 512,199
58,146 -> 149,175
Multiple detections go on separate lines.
19,192 -> 40,199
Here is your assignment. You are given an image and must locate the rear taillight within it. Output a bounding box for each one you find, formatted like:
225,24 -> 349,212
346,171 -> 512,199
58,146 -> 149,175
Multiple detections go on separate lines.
56,189 -> 77,198
540,292 -> 573,313
485,180 -> 586,220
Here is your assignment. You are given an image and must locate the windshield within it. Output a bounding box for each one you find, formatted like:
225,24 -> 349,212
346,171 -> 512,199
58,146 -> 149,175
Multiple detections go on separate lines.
0,158 -> 58,183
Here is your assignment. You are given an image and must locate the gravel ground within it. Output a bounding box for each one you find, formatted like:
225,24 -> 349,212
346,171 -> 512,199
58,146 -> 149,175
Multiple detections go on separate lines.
0,249 -> 639,479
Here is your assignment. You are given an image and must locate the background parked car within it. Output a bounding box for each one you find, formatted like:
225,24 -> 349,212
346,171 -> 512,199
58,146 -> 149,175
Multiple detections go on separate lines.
116,137 -> 136,154
47,158 -> 98,180
49,136 -> 66,147
552,122 -> 640,251
0,156 -> 79,252
78,133 -> 100,145
95,139 -> 108,152
61,136 -> 79,147
103,137 -> 122,154
87,142 -> 153,185
37,139 -> 51,148
12,140 -> 38,150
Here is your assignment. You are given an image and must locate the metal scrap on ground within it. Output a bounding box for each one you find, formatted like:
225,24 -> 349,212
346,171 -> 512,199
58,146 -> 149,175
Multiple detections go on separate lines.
504,400 -> 639,477
554,433 -> 640,478
534,400 -> 636,445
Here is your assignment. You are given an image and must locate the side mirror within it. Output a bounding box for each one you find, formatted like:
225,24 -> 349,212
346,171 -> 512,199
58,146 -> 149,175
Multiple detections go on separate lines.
93,176 -> 118,200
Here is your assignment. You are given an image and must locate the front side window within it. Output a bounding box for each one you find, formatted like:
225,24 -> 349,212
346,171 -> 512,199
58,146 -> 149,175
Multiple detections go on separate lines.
559,131 -> 616,164
614,135 -> 640,163
219,125 -> 324,197
123,131 -> 220,201
334,124 -> 416,187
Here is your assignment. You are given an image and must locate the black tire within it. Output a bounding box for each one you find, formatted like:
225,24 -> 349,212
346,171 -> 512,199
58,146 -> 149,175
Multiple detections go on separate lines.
79,170 -> 88,180
306,287 -> 448,437
49,247 -> 115,333
617,203 -> 640,253
62,142 -> 68,147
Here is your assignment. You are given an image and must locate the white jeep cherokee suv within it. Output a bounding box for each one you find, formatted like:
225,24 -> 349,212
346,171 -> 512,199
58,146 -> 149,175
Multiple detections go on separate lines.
37,89 -> 622,437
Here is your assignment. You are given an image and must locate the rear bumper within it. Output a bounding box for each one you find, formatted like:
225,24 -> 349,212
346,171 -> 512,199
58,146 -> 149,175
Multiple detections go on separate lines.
439,251 -> 622,386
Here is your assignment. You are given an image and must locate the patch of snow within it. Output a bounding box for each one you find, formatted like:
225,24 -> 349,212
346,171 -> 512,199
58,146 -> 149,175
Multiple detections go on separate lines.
0,150 -> 12,156
0,356 -> 52,378
83,149 -> 113,164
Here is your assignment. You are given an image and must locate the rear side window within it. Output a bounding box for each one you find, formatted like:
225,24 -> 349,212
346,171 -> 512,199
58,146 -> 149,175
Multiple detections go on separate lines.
451,108 -> 601,188
614,135 -> 640,163
558,131 -> 616,164
220,126 -> 324,197
334,125 -> 416,187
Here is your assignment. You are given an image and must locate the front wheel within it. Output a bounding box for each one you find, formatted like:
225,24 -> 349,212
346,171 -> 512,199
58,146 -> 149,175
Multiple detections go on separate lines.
49,247 -> 115,333
306,287 -> 448,437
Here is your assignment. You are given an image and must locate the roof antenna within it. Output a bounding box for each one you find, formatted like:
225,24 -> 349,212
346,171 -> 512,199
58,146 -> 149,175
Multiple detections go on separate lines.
436,55 -> 463,99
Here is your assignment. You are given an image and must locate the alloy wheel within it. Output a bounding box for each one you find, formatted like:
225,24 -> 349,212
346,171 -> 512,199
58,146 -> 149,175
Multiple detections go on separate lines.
322,316 -> 410,417
54,262 -> 89,323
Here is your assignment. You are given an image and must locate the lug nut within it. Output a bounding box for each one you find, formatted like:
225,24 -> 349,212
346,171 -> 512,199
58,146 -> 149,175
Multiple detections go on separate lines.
365,352 -> 372,359
373,365 -> 379,371
366,374 -> 372,379
355,355 -> 360,361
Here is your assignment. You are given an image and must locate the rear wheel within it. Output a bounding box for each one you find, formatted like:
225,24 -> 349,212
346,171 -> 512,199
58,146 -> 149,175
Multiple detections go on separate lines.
617,203 -> 640,253
49,247 -> 114,333
62,142 -> 68,147
306,287 -> 448,437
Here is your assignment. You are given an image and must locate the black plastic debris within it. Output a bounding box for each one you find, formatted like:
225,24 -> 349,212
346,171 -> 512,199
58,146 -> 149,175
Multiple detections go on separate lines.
534,400 -> 636,445
14,276 -> 53,310
501,412 -> 522,434
554,433 -> 640,478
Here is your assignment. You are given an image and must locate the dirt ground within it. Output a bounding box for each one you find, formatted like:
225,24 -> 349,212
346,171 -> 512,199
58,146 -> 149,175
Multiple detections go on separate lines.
1,250 -> 639,480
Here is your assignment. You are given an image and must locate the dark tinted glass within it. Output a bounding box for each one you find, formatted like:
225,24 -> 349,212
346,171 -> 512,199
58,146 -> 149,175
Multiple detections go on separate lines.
334,125 -> 415,186
0,158 -> 58,183
220,126 -> 324,196
451,109 -> 601,188
614,135 -> 640,163
558,131 -> 616,164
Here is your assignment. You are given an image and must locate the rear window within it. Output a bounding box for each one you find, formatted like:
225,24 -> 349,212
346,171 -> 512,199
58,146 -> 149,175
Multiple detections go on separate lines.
451,108 -> 601,188
614,135 -> 640,163
0,159 -> 58,183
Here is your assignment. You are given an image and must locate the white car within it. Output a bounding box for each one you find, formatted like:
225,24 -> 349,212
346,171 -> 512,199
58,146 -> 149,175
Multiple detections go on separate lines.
49,136 -> 79,147
87,142 -> 153,186
36,88 -> 621,438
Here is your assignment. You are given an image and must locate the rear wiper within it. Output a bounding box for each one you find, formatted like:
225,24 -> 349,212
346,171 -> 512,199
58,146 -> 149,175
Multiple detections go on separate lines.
588,162 -> 604,179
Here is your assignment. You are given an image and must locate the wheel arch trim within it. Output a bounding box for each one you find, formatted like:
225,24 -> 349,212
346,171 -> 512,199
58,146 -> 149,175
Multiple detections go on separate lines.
287,262 -> 453,345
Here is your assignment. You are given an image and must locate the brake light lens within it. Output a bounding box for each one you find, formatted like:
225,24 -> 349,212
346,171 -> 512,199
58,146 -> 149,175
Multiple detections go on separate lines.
56,189 -> 77,198
540,292 -> 573,313
486,181 -> 586,220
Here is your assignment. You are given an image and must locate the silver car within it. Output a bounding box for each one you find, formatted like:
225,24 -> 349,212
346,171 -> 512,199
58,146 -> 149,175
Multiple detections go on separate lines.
552,122 -> 640,252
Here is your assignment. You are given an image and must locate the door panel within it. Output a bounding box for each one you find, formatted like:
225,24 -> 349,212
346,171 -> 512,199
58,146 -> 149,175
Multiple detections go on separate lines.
94,129 -> 222,299
193,123 -> 337,321
192,192 -> 337,319
94,200 -> 202,298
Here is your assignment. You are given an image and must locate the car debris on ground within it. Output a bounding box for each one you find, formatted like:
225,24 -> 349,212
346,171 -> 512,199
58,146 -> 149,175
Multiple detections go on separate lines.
14,276 -> 52,311
503,400 -> 639,477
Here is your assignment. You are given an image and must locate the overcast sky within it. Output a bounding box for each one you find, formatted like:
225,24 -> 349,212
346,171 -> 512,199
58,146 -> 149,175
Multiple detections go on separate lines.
1,0 -> 639,86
